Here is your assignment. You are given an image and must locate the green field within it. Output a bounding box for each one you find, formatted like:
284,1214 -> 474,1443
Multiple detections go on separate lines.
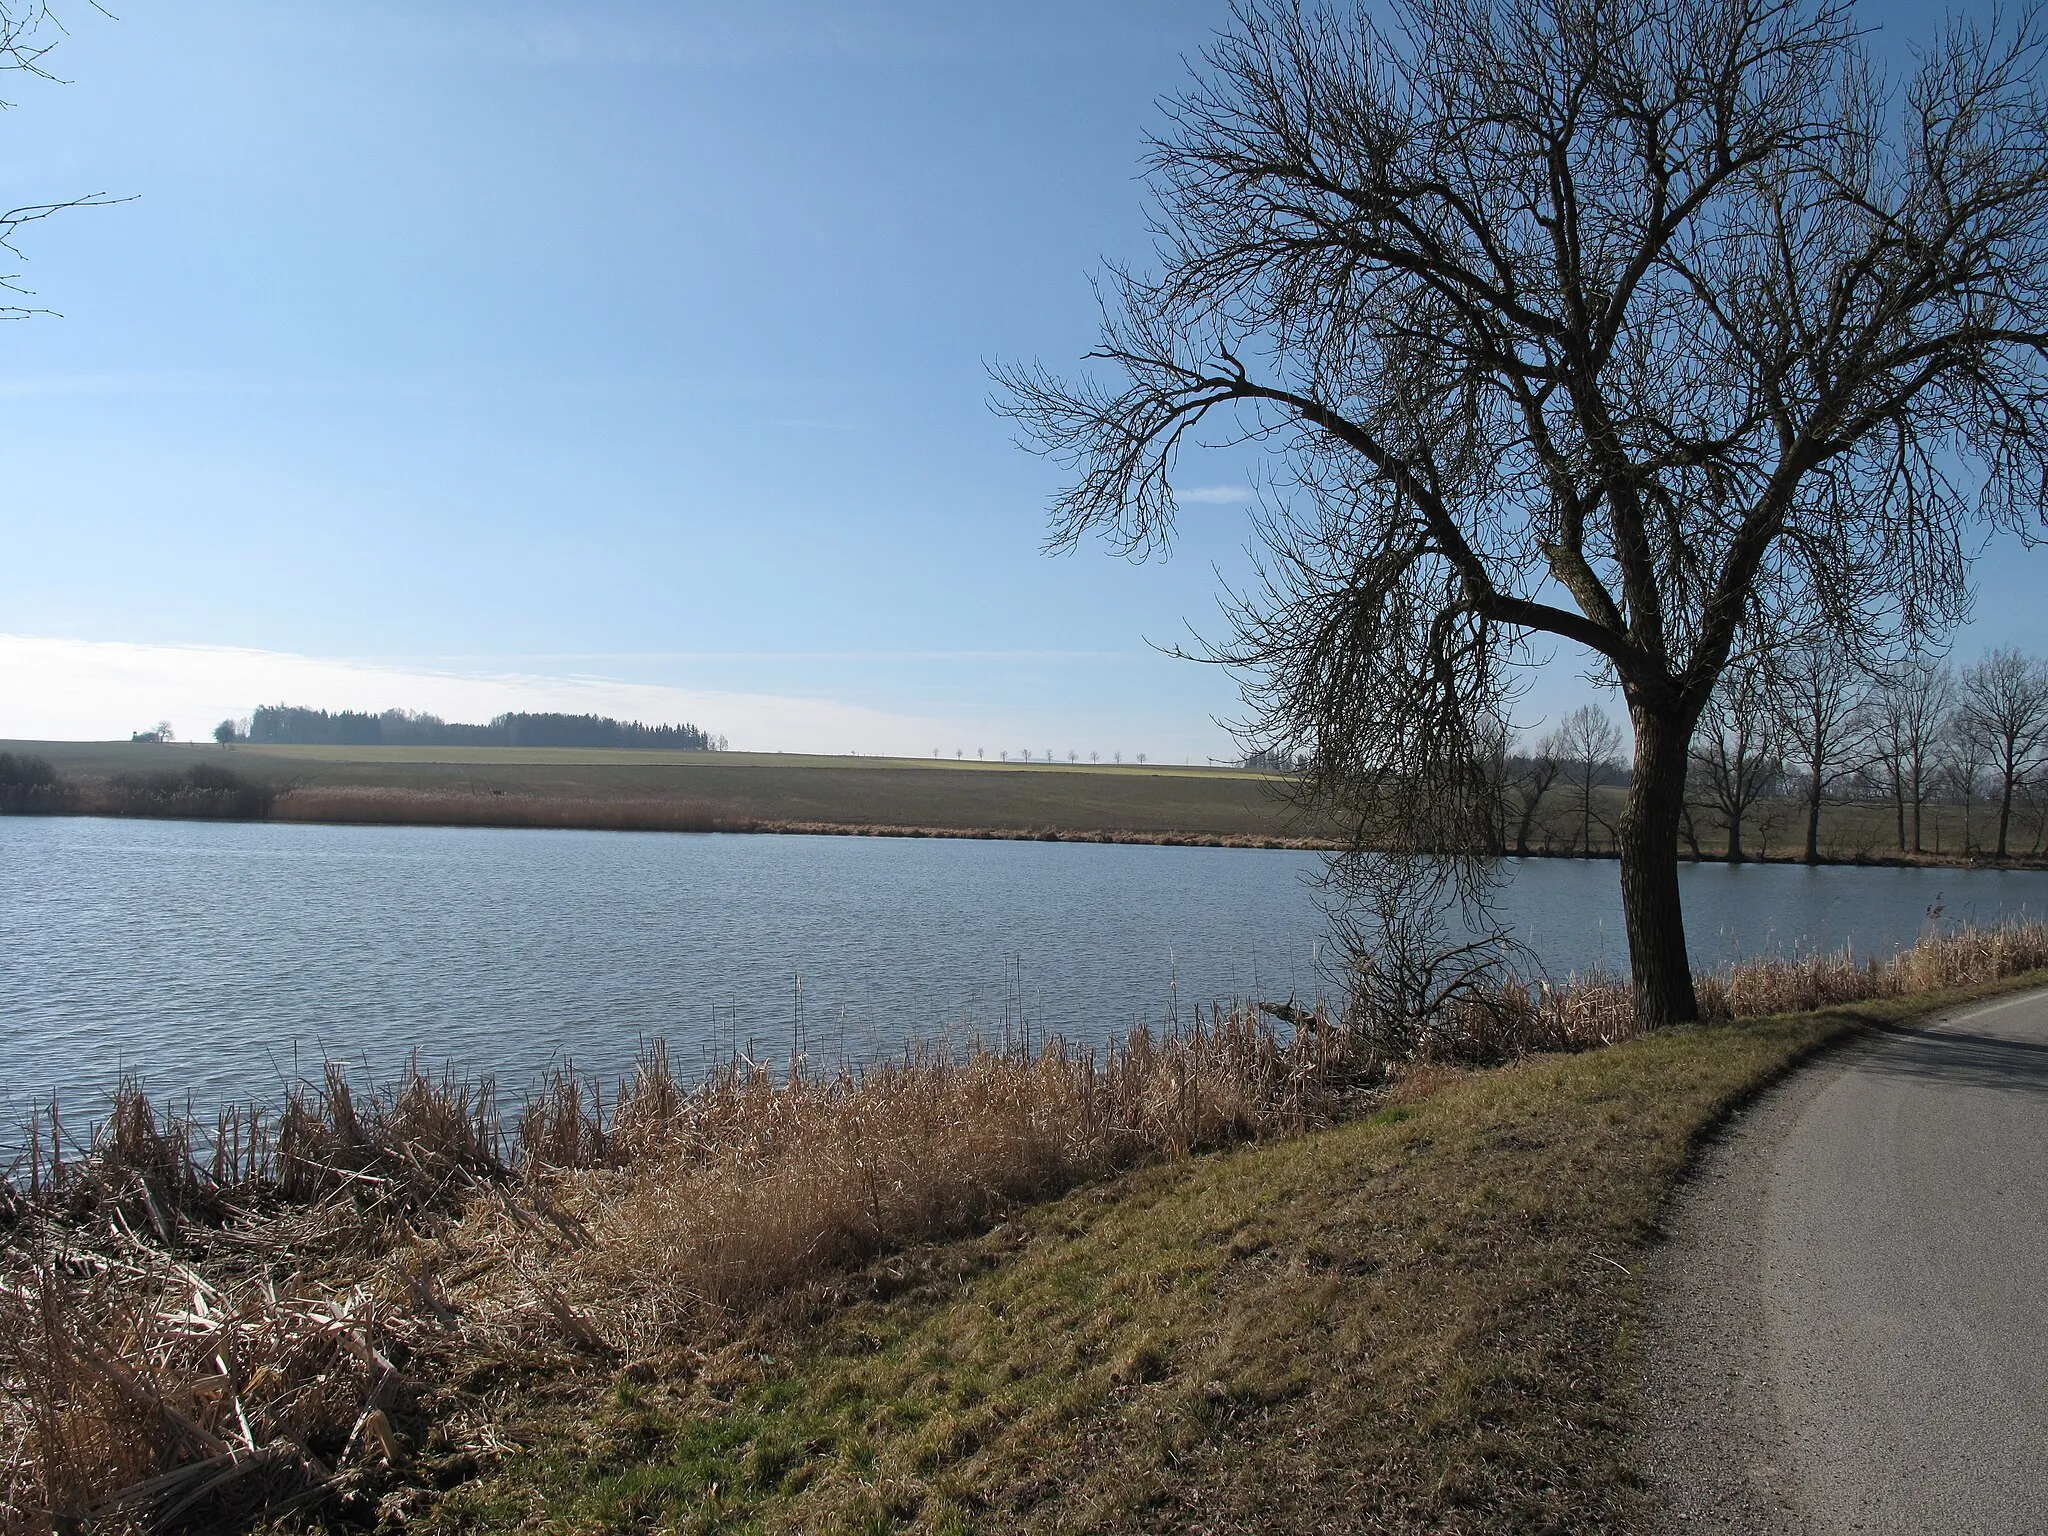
2,740 -> 1312,843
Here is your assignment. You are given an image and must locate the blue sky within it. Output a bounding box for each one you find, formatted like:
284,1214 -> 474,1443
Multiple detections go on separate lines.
0,0 -> 2038,755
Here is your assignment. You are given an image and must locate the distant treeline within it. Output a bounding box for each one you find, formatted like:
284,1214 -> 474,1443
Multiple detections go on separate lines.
242,706 -> 725,752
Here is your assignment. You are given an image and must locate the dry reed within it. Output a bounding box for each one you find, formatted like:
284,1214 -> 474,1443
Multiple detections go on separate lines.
5,918 -> 2044,1532
1417,915 -> 2048,1063
270,787 -> 723,834
270,787 -> 1329,848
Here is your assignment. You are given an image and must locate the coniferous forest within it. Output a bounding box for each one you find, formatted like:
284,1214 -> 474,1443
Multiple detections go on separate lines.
240,706 -> 724,751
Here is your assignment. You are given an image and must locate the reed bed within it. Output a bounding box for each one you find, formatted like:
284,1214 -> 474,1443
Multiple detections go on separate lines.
1421,915 -> 2048,1062
270,787 -> 724,834
4,918 -> 2045,1533
271,787 -> 1327,847
1,1010 -> 1363,1531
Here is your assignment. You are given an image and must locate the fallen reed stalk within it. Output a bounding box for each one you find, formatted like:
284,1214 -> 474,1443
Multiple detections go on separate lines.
4,918 -> 2044,1532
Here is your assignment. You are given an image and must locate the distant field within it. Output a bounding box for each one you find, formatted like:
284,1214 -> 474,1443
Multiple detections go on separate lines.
176,744 -> 1268,779
2,740 -> 1311,843
13,740 -> 2040,862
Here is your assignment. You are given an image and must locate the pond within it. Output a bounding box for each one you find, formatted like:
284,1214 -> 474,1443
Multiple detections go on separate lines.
2,817 -> 2042,1123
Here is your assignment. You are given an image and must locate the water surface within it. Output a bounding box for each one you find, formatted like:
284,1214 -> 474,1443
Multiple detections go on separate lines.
1,818 -> 2040,1122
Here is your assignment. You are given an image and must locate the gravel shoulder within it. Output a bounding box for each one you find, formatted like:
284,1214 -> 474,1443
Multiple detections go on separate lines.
1636,987 -> 2048,1535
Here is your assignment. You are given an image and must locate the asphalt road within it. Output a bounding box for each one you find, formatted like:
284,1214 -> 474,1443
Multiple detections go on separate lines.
1638,986 -> 2048,1534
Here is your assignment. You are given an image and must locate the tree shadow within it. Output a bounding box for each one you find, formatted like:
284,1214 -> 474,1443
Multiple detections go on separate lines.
1857,1022 -> 2048,1098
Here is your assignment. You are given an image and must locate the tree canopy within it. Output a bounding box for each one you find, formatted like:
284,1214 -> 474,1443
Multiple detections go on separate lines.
1002,0 -> 2048,1024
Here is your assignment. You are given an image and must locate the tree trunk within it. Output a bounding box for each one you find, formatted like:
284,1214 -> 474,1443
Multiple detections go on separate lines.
1620,708 -> 1701,1027
1998,765 -> 2015,858
1804,761 -> 1823,864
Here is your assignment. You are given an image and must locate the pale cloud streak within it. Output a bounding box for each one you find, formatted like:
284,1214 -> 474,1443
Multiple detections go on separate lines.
0,635 -> 984,756
1177,484 -> 1253,504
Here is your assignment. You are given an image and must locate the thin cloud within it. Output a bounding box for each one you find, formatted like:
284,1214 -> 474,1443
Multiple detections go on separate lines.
0,635 -> 990,756
1177,484 -> 1253,504
388,649 -> 1141,663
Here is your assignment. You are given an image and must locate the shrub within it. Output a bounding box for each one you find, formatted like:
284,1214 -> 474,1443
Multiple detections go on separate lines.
0,753 -> 64,814
107,765 -> 274,820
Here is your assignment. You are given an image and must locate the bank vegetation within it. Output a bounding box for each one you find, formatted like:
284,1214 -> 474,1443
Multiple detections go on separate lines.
5,921 -> 2047,1532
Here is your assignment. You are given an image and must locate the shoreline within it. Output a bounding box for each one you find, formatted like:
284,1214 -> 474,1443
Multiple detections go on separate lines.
8,797 -> 2048,869
7,741 -> 2044,869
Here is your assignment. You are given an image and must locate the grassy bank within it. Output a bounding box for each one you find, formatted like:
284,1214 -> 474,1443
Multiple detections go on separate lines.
420,971 -> 2045,1536
6,926 -> 2047,1532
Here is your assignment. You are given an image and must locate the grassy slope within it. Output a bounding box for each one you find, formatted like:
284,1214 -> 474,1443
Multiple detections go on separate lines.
2,741 -> 1298,841
410,972 -> 2044,1536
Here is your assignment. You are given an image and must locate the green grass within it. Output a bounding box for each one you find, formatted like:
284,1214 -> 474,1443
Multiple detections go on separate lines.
410,971 -> 2047,1536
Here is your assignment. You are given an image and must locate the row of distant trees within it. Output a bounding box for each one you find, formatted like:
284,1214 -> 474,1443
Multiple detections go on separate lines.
214,706 -> 726,752
935,748 -> 1151,765
1507,648 -> 2048,863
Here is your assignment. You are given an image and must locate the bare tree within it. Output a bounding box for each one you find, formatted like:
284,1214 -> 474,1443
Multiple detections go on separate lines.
1323,852 -> 1532,1061
1935,714 -> 1991,855
1001,0 -> 2048,1025
1690,661 -> 1785,863
1863,656 -> 1957,854
2020,775 -> 2048,856
1507,725 -> 1566,856
0,5 -> 124,320
1773,642 -> 1867,864
1555,705 -> 1623,857
1956,648 -> 2048,857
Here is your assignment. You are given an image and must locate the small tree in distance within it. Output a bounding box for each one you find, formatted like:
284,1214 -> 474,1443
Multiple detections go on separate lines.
1690,662 -> 1785,864
1556,706 -> 1623,857
1957,648 -> 2048,857
1001,0 -> 2048,1024
1936,718 -> 1991,855
1863,656 -> 1955,854
1507,725 -> 1566,857
1774,643 -> 1868,865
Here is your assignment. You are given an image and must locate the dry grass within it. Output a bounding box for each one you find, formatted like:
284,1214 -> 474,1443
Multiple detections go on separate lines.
1423,915 -> 2048,1061
5,921 -> 2046,1532
421,965 -> 2048,1535
271,788 -> 726,835
0,1009 -> 1366,1531
269,787 -> 1327,847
